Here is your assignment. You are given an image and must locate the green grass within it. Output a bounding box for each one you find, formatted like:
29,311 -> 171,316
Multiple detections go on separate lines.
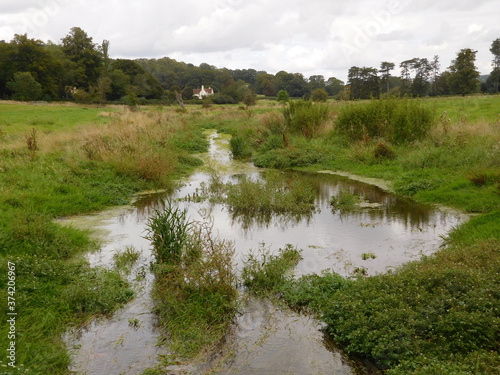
0,104 -> 208,374
242,244 -> 302,294
0,103 -> 114,137
421,95 -> 500,124
148,209 -> 238,360
194,96 -> 500,374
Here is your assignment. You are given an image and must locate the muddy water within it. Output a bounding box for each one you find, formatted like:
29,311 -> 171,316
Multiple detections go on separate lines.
63,130 -> 465,375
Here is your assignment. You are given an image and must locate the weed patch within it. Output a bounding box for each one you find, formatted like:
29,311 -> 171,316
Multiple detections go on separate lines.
282,100 -> 330,138
335,97 -> 435,144
200,170 -> 317,228
242,244 -> 302,294
147,206 -> 237,358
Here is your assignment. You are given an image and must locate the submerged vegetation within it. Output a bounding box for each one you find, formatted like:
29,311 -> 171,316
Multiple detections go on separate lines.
199,170 -> 317,228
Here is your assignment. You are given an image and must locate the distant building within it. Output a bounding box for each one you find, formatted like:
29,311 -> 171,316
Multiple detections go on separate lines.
193,85 -> 214,99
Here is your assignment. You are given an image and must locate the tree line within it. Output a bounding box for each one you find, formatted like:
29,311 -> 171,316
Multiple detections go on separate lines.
0,27 -> 499,104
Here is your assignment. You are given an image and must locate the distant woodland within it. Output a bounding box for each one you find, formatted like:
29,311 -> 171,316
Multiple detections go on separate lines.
1,27 -> 499,104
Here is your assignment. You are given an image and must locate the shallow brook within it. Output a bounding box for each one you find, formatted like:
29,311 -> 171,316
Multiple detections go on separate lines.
64,130 -> 465,374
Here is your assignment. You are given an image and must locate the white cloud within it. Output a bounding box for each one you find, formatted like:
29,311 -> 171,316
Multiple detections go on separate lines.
0,0 -> 498,81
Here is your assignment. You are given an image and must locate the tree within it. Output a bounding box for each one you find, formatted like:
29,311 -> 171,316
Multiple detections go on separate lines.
411,58 -> 433,97
108,69 -> 130,100
277,89 -> 290,103
96,76 -> 111,105
182,86 -> 193,100
101,39 -> 111,75
61,27 -> 103,88
348,66 -> 380,99
430,55 -> 440,96
489,38 -> 500,93
255,72 -> 275,96
7,72 -> 42,101
311,88 -> 328,102
379,61 -> 395,94
308,75 -> 326,91
447,48 -> 480,96
325,77 -> 344,97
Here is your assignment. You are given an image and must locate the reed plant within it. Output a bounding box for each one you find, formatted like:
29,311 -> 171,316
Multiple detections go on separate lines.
145,201 -> 191,264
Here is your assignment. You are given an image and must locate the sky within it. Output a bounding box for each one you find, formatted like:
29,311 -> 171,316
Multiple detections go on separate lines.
1,0 -> 499,82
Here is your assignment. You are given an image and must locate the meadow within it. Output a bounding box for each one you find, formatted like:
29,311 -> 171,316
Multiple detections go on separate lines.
0,103 -> 207,374
0,95 -> 498,374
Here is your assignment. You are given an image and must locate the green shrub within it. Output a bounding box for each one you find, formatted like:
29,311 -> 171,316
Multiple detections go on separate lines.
281,270 -> 351,312
282,100 -> 330,138
229,135 -> 252,159
335,97 -> 435,144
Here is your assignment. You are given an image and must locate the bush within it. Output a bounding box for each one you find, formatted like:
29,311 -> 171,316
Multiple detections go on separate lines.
229,135 -> 252,159
277,89 -> 290,103
282,100 -> 330,138
335,97 -> 435,144
311,88 -> 329,102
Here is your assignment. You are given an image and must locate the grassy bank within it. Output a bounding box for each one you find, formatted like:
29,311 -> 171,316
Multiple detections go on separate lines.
194,96 -> 499,373
0,103 -> 207,374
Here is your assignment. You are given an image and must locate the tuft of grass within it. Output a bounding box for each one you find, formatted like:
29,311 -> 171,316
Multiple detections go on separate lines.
144,201 -> 191,264
113,246 -> 141,269
202,170 -> 317,216
330,189 -> 360,212
148,207 -> 238,359
242,243 -> 302,294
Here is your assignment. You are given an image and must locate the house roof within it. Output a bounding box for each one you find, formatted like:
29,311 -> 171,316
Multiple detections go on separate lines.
193,86 -> 214,95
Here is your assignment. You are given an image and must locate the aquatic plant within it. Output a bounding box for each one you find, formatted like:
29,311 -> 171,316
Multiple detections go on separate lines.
242,243 -> 302,294
145,201 -> 191,264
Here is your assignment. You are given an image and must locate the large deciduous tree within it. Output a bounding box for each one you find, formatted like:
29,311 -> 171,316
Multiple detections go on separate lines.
61,27 -> 103,88
447,48 -> 480,95
7,72 -> 42,101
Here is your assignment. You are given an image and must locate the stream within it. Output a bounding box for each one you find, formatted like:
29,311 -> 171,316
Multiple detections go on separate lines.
63,130 -> 466,374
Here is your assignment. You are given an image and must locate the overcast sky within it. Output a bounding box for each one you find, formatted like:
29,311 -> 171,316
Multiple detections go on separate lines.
1,0 -> 498,82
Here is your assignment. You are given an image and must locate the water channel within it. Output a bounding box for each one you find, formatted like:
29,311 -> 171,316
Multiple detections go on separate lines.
63,131 -> 466,374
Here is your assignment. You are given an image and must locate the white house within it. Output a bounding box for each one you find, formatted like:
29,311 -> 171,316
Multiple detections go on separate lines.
193,85 -> 214,99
